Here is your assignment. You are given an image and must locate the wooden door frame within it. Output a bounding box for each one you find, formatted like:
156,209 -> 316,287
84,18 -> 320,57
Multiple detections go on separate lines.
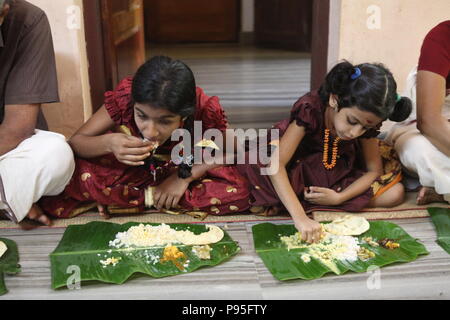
83,0 -> 146,112
99,0 -> 120,89
310,0 -> 340,91
311,0 -> 328,90
83,0 -> 108,112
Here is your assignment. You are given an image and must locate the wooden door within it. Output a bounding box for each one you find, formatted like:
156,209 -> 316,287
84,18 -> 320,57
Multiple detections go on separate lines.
101,0 -> 146,88
83,0 -> 107,111
311,0 -> 330,90
144,0 -> 240,43
255,0 -> 312,51
83,0 -> 146,111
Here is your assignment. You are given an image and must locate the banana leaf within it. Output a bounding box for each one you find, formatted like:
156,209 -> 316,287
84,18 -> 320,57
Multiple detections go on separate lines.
0,238 -> 21,296
50,221 -> 239,290
427,207 -> 450,254
252,221 -> 429,281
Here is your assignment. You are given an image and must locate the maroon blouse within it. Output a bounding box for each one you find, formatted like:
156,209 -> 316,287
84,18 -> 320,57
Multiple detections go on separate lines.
238,91 -> 375,213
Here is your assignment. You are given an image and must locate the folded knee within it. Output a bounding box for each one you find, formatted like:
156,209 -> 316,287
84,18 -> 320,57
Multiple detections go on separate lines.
35,136 -> 75,180
387,183 -> 405,207
372,183 -> 405,208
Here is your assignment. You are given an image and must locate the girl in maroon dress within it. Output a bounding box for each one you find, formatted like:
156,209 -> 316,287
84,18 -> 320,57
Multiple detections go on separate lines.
237,61 -> 412,243
39,56 -> 250,218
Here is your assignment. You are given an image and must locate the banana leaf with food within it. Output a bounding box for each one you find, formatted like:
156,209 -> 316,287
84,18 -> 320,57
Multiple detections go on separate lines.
50,221 -> 239,290
0,238 -> 21,296
428,207 -> 450,254
252,221 -> 428,281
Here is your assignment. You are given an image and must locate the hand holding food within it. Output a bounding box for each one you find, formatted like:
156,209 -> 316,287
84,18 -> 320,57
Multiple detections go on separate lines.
294,216 -> 324,244
109,133 -> 157,166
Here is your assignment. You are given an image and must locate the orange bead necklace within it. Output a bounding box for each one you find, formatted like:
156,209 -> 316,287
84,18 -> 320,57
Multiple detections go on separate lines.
322,129 -> 340,170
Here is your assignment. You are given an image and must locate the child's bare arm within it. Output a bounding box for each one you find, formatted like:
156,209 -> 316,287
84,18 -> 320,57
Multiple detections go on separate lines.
69,105 -> 153,164
69,105 -> 118,157
270,166 -> 323,243
268,122 -> 323,243
337,138 -> 382,202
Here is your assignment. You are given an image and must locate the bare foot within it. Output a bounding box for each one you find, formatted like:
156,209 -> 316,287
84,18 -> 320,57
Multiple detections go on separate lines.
97,203 -> 110,220
259,206 -> 281,217
19,204 -> 52,230
416,187 -> 445,205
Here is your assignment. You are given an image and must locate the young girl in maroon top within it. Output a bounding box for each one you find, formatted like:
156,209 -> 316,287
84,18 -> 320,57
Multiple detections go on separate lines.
237,61 -> 412,243
39,56 -> 250,218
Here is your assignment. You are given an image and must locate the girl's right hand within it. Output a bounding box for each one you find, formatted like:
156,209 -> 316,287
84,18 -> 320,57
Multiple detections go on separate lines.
109,133 -> 155,166
294,216 -> 323,244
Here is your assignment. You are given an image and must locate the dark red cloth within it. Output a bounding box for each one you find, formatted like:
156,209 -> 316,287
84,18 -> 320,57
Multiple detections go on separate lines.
237,91 -> 374,213
39,78 -> 249,218
418,20 -> 450,89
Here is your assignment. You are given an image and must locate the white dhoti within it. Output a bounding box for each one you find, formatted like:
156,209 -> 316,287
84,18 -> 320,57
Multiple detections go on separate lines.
0,130 -> 75,223
385,67 -> 450,204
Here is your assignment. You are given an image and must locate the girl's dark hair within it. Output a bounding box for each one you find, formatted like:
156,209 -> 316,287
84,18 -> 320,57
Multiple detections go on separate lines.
318,61 -> 412,122
132,55 -> 196,179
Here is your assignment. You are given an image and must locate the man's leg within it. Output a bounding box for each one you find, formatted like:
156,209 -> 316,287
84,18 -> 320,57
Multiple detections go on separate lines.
393,125 -> 450,204
0,130 -> 75,223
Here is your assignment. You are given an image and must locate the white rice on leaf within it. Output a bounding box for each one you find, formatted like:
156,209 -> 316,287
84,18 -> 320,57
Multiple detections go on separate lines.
110,224 -> 224,248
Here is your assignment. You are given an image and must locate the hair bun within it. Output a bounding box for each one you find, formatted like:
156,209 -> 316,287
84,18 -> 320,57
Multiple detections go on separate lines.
389,96 -> 412,122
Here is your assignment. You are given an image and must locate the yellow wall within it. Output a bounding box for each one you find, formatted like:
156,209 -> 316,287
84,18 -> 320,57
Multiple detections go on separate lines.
331,0 -> 449,92
28,0 -> 91,137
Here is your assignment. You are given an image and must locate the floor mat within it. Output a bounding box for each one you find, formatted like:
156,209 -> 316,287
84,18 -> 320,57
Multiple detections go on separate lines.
0,192 -> 448,229
313,192 -> 449,222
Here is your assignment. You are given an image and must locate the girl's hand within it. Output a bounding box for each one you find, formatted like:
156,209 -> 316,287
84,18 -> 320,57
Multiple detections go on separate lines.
294,216 -> 323,244
109,133 -> 156,166
304,186 -> 343,206
153,172 -> 191,210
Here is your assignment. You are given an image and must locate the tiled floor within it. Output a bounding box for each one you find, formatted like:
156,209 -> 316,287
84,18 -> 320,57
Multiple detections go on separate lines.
146,43 -> 311,129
